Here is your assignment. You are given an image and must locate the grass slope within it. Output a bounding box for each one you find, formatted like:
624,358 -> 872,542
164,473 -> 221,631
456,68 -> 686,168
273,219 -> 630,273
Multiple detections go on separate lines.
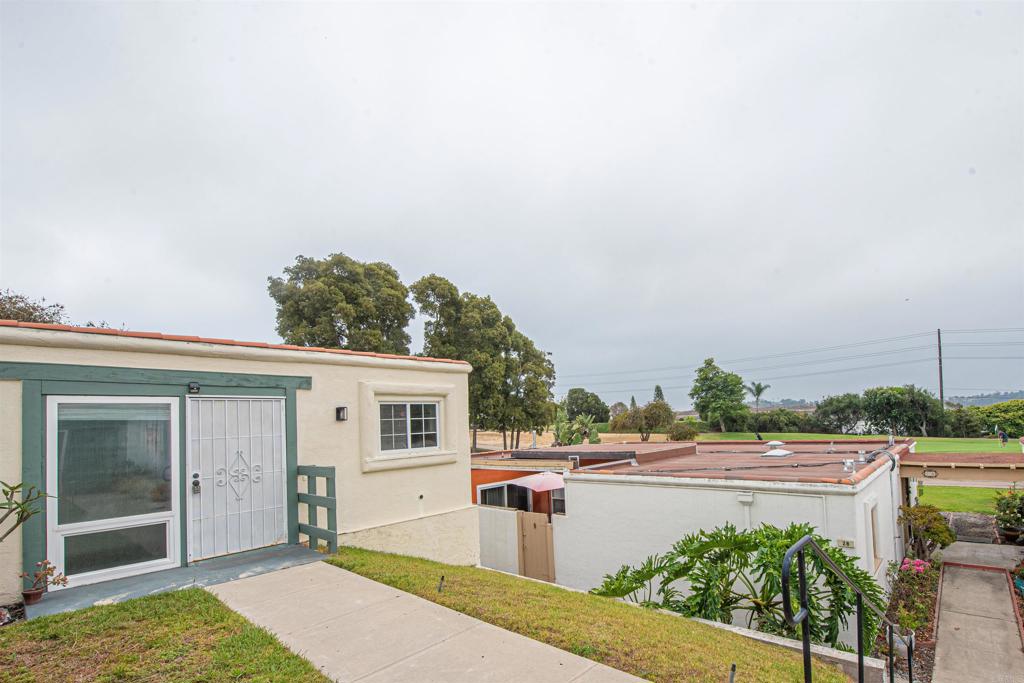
327,547 -> 846,683
919,485 -> 1005,514
0,588 -> 328,683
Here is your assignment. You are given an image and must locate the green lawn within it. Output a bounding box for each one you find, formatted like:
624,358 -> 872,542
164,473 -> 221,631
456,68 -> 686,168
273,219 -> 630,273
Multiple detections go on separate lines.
918,484 -> 1006,514
695,432 -> 1007,454
327,547 -> 846,683
0,588 -> 328,683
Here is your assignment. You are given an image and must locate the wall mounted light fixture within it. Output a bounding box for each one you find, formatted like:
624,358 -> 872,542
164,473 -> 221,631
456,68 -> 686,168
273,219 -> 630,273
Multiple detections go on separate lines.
336,406 -> 348,421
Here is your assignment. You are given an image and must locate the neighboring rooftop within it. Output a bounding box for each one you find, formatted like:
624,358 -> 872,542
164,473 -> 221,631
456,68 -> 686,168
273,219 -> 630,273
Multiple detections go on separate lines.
472,442 -> 698,469
0,319 -> 469,366
542,439 -> 913,485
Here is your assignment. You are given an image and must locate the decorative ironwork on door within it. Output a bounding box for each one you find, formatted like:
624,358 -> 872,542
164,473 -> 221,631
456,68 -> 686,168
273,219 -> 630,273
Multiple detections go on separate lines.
215,450 -> 264,500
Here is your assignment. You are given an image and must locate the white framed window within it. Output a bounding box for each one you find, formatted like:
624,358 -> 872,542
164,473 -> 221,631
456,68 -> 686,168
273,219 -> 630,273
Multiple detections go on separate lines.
379,402 -> 440,452
477,482 -> 531,512
46,396 -> 180,588
552,487 -> 566,515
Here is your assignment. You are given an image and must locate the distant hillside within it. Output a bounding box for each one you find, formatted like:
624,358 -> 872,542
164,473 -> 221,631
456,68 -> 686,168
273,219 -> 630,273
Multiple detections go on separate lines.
948,390 -> 1024,407
745,398 -> 815,412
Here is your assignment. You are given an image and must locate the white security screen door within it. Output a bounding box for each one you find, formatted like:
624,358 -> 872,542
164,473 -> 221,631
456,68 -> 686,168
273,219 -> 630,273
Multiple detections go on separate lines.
187,398 -> 287,561
46,396 -> 180,587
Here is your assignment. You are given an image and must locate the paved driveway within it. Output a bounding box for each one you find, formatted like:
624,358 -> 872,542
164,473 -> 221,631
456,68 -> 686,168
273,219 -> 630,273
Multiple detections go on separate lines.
208,561 -> 641,683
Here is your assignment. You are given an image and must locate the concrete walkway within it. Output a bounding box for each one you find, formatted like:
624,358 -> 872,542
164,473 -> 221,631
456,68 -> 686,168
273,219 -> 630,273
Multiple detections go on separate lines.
932,544 -> 1024,683
208,561 -> 641,683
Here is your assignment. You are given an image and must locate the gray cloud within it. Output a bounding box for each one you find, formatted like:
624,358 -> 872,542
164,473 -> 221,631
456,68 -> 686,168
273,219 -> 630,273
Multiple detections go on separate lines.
2,1 -> 1022,407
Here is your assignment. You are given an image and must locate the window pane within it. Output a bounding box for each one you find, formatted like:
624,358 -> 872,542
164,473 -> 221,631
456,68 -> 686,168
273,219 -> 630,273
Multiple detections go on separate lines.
381,419 -> 394,436
423,434 -> 438,448
392,419 -> 407,436
57,403 -> 172,525
411,434 -> 424,448
411,404 -> 422,418
379,405 -> 392,420
64,524 -> 168,575
381,435 -> 392,451
392,405 -> 407,419
392,432 -> 408,450
423,418 -> 437,433
410,418 -> 424,434
422,404 -> 437,418
480,487 -> 505,507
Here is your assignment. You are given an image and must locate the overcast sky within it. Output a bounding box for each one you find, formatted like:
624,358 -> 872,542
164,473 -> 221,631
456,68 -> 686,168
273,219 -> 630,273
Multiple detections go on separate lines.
2,2 -> 1022,408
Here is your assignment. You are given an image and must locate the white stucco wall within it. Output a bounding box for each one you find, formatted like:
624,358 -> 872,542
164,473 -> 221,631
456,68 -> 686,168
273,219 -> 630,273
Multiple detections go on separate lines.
0,327 -> 480,593
553,463 -> 902,594
0,380 -> 23,603
478,505 -> 519,574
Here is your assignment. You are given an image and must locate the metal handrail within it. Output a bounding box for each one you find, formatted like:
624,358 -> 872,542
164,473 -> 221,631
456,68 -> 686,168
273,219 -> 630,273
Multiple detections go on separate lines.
782,534 -> 914,683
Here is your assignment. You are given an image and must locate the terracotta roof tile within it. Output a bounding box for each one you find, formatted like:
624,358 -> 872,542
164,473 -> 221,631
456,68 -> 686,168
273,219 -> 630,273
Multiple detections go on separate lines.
0,319 -> 470,366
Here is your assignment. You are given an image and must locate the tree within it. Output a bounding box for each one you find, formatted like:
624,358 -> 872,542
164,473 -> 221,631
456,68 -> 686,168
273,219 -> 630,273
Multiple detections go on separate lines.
609,401 -> 628,419
629,396 -> 638,411
945,405 -> 986,438
268,253 -> 414,354
744,381 -> 770,431
593,522 -> 883,649
0,290 -> 67,324
667,421 -> 698,441
639,400 -> 675,441
412,275 -> 508,448
978,399 -> 1024,438
492,322 -> 555,449
814,393 -> 865,434
564,388 -> 610,422
653,385 -> 665,402
863,385 -> 944,436
689,358 -> 748,432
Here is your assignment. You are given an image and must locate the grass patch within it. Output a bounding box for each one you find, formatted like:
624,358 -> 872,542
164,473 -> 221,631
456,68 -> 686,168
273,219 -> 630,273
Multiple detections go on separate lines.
696,432 -> 1005,453
919,485 -> 1005,514
327,547 -> 847,683
0,588 -> 328,683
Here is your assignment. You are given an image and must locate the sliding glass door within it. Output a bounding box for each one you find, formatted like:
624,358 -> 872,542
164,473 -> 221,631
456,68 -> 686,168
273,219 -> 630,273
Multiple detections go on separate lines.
46,396 -> 180,586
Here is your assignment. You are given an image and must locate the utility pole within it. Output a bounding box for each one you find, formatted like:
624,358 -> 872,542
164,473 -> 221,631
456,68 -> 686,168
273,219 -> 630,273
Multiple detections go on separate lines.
937,328 -> 945,409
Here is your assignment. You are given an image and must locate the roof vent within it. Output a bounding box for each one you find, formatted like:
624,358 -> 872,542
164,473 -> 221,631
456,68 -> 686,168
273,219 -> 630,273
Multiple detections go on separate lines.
762,448 -> 794,458
765,440 -> 785,449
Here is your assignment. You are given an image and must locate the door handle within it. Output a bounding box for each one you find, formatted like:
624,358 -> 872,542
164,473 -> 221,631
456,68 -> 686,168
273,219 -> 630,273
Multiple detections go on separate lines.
191,472 -> 201,494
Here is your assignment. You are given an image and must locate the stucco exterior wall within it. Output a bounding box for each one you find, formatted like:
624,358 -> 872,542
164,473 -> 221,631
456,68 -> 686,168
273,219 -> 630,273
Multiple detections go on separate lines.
0,380 -> 23,603
0,328 -> 479,588
553,465 -> 902,594
477,505 -> 519,574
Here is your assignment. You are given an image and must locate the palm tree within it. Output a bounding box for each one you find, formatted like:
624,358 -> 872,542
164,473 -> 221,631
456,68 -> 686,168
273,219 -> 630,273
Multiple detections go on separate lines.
745,382 -> 770,433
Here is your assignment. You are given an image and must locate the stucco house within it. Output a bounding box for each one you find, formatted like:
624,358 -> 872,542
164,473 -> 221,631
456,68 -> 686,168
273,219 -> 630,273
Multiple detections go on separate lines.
549,439 -> 910,593
0,320 -> 478,603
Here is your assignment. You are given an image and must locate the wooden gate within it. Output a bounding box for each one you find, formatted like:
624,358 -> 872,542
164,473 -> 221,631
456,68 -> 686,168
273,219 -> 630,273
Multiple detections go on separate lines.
517,510 -> 555,582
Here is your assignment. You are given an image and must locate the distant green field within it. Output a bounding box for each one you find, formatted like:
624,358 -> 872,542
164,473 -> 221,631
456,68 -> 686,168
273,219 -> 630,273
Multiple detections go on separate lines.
694,432 -> 1007,454
918,484 -> 1006,514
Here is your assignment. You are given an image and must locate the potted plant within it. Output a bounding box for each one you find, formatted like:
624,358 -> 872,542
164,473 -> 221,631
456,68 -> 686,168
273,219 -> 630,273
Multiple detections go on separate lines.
995,490 -> 1024,543
19,560 -> 67,605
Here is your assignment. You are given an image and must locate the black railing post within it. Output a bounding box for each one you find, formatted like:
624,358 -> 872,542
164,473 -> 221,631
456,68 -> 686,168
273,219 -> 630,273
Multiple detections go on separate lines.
887,624 -> 894,682
798,550 -> 812,683
856,592 -> 864,682
907,636 -> 914,683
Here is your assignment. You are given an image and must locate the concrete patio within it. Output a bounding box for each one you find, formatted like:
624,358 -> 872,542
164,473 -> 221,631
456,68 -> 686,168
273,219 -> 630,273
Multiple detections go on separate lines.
28,544 -> 323,619
208,561 -> 642,683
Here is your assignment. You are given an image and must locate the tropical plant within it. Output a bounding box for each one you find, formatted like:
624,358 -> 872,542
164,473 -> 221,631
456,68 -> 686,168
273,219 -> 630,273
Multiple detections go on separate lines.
1,481 -> 45,544
592,522 -> 883,649
572,413 -> 598,445
550,407 -> 575,446
900,505 -> 955,560
744,381 -> 770,430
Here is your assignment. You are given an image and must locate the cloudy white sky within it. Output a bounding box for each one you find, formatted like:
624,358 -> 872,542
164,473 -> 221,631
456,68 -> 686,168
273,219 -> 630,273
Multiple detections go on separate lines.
2,2 -> 1022,408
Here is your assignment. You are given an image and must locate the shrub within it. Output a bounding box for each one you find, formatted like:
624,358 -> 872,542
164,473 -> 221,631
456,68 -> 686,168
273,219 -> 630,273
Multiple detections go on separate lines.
900,505 -> 955,560
995,490 -> 1024,530
667,421 -> 699,441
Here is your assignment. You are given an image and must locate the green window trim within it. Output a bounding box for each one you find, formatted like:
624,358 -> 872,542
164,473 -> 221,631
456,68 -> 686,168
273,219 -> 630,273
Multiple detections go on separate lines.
4,361 -> 312,584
